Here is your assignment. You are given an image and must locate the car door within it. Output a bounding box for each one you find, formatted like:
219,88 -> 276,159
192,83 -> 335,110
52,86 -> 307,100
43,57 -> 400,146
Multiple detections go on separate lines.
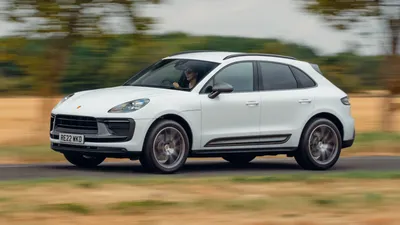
257,61 -> 317,148
198,61 -> 261,150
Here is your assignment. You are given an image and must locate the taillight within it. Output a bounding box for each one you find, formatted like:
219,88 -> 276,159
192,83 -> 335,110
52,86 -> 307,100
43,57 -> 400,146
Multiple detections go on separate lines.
341,96 -> 350,105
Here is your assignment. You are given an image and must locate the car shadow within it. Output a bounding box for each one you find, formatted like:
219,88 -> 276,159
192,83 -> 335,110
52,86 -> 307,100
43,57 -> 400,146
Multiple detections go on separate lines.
44,158 -> 339,176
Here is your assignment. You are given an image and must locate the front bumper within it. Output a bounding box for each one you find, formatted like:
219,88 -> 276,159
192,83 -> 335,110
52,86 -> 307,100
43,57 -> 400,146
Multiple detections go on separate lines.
51,143 -> 140,159
50,114 -> 153,153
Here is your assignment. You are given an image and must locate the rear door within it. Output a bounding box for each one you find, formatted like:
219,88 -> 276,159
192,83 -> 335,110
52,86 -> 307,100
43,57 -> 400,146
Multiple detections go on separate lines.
257,60 -> 317,148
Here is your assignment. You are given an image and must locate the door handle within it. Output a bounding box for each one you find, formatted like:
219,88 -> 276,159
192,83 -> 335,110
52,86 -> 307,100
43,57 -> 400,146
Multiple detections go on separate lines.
246,101 -> 259,106
298,99 -> 312,104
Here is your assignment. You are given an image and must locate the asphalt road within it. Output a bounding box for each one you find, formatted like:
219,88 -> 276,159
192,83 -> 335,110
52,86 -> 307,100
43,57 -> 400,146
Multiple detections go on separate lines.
1,156 -> 400,181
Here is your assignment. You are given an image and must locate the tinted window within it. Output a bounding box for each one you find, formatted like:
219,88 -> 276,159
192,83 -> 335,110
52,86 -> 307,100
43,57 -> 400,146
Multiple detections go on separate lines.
207,62 -> 254,93
290,66 -> 316,88
259,62 -> 298,90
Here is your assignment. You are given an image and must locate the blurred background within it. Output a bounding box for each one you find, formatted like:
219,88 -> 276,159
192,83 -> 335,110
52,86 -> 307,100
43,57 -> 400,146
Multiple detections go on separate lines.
0,0 -> 399,149
0,1 -> 400,224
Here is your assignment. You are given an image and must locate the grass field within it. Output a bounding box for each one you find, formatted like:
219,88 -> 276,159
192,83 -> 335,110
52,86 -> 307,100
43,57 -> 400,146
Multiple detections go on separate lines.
1,172 -> 400,225
0,97 -> 62,146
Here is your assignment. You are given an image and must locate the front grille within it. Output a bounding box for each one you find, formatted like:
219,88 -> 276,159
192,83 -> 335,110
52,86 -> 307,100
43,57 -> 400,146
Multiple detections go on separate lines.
54,115 -> 98,133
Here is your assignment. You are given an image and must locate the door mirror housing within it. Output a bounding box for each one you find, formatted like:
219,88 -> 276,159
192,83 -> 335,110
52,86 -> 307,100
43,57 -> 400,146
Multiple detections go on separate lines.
208,82 -> 233,99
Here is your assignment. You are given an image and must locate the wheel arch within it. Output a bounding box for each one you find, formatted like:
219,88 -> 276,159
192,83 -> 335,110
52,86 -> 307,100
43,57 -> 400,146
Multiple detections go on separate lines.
302,112 -> 344,140
143,113 -> 194,151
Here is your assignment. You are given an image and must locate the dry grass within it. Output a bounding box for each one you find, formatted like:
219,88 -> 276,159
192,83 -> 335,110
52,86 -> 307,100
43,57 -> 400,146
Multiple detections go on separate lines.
1,177 -> 400,225
350,95 -> 400,132
0,97 -> 60,146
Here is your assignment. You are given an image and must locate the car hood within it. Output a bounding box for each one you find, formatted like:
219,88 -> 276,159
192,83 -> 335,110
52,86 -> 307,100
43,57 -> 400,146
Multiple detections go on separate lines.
52,86 -> 181,115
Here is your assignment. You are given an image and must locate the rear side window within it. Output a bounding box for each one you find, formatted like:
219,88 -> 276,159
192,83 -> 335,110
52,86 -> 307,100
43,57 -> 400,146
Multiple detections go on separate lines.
290,66 -> 316,88
259,61 -> 297,90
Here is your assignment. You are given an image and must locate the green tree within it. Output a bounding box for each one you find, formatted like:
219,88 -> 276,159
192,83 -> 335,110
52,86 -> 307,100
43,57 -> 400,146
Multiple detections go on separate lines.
1,33 -> 388,94
2,0 -> 163,131
297,0 -> 400,131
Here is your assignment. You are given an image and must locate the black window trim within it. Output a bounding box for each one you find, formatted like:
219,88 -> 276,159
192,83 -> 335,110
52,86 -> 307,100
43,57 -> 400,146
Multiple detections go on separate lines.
289,65 -> 302,88
256,60 -> 318,92
199,60 -> 259,94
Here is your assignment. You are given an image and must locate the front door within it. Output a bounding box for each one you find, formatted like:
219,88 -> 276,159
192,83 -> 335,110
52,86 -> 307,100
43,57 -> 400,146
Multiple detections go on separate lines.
199,61 -> 261,150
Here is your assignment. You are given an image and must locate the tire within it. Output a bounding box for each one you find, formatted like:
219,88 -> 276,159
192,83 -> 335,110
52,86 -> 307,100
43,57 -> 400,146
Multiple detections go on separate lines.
140,119 -> 190,174
64,153 -> 106,168
294,118 -> 342,170
222,154 -> 256,165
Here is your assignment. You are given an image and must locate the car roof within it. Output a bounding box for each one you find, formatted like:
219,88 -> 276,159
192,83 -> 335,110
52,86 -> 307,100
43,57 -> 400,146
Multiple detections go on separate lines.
164,50 -> 298,64
164,51 -> 239,63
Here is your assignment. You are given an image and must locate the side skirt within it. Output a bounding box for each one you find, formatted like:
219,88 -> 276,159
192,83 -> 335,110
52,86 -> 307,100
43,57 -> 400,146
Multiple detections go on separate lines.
189,147 -> 297,158
204,134 -> 291,148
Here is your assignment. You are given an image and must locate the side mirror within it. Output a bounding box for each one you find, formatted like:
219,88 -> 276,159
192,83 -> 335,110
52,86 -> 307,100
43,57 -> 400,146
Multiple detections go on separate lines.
208,82 -> 233,99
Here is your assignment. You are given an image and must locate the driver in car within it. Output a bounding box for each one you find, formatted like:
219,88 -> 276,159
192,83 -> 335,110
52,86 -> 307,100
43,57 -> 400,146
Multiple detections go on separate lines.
173,66 -> 199,89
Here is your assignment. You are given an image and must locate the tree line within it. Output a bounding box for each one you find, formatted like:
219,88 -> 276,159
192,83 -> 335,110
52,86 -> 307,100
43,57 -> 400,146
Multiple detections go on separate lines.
0,32 -> 386,95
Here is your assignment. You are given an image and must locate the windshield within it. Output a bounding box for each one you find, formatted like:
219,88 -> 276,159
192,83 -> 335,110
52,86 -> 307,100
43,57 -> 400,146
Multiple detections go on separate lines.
123,58 -> 220,91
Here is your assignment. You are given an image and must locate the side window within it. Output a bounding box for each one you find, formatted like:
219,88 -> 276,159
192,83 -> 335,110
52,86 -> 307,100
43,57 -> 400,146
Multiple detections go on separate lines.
211,62 -> 254,93
259,61 -> 298,91
290,66 -> 316,88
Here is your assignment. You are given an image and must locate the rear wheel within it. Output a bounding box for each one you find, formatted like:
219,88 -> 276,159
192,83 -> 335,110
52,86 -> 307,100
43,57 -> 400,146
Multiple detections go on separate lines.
64,153 -> 106,168
140,120 -> 190,174
222,154 -> 256,165
295,118 -> 342,170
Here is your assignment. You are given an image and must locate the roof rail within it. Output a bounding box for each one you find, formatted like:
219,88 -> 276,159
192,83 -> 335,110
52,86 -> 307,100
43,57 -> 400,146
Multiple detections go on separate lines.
223,53 -> 296,60
168,50 -> 220,56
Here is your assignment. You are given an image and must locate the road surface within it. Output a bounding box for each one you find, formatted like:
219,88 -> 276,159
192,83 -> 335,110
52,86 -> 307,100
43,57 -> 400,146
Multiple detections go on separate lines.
1,156 -> 400,180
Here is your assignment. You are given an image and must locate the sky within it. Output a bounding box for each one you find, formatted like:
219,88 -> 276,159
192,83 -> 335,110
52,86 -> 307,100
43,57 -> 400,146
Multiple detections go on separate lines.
0,0 -> 383,55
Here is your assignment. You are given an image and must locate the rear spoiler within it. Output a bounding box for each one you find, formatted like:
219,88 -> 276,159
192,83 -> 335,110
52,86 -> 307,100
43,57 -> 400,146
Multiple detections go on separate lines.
310,63 -> 323,75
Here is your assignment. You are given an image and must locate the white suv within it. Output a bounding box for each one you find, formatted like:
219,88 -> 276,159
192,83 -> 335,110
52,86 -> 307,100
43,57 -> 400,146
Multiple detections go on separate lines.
50,51 -> 355,173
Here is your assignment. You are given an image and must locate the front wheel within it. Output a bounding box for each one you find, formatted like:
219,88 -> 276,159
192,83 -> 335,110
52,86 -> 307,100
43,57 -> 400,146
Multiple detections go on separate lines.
294,118 -> 342,170
140,120 -> 190,174
64,153 -> 106,168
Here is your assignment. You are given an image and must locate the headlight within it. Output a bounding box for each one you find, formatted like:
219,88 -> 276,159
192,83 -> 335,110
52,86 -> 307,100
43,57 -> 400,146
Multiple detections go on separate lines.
108,98 -> 150,113
55,93 -> 74,108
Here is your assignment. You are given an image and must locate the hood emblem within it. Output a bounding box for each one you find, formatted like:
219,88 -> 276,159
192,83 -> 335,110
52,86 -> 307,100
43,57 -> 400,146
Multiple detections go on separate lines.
77,105 -> 81,109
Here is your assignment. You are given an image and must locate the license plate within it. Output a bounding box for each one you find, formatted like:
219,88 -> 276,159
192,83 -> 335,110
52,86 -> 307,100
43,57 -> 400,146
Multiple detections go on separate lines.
59,133 -> 84,144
